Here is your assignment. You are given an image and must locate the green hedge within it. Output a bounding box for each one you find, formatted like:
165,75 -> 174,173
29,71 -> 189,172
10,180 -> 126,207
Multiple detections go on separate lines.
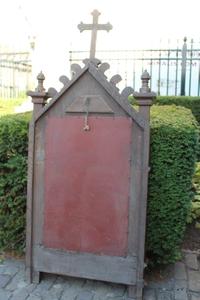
147,106 -> 199,264
0,113 -> 30,252
0,106 -> 199,265
154,96 -> 200,125
129,95 -> 200,124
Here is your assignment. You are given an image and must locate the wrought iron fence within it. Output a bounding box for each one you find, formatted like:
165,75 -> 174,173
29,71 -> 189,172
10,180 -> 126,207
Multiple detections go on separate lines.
0,51 -> 31,99
69,38 -> 200,96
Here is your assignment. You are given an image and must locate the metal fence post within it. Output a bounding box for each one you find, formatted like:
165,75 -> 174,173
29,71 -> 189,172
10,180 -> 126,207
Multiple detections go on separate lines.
180,37 -> 187,95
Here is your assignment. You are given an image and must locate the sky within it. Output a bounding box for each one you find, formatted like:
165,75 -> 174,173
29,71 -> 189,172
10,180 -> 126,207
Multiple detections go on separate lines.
0,0 -> 199,87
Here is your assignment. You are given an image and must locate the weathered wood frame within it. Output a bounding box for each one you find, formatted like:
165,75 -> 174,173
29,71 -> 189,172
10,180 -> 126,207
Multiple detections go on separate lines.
26,61 -> 155,300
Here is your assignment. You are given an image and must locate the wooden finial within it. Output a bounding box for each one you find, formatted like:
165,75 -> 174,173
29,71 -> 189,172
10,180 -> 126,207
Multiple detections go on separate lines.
140,70 -> 151,93
36,71 -> 45,92
27,71 -> 48,116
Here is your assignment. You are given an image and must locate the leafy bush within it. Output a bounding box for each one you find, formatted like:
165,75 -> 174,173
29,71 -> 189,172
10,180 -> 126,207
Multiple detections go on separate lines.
0,106 -> 198,266
154,96 -> 200,125
0,113 -> 30,252
129,95 -> 200,124
146,105 -> 199,265
187,162 -> 200,228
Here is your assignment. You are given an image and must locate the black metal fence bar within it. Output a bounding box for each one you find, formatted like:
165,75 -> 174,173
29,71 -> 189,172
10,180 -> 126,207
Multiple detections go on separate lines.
166,50 -> 170,96
189,40 -> 193,96
198,60 -> 200,96
175,47 -> 179,96
0,51 -> 31,99
69,38 -> 200,96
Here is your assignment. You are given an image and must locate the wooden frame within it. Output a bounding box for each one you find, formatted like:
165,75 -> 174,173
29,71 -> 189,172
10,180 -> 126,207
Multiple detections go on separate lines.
26,61 -> 155,300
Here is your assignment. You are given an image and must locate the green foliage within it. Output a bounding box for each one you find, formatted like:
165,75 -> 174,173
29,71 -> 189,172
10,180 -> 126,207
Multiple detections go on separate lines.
0,113 -> 31,252
129,95 -> 200,124
187,162 -> 200,228
0,105 -> 198,266
154,96 -> 200,124
146,105 -> 199,265
0,98 -> 26,116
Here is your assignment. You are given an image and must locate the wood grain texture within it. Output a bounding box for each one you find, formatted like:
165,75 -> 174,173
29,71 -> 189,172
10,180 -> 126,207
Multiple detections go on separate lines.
34,246 -> 137,285
26,61 -> 154,300
25,121 -> 35,282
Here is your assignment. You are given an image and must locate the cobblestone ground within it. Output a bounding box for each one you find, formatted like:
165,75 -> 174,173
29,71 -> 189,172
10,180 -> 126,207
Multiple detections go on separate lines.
0,250 -> 199,300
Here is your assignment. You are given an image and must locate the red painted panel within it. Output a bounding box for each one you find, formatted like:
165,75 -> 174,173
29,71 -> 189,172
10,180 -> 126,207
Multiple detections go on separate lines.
43,116 -> 132,256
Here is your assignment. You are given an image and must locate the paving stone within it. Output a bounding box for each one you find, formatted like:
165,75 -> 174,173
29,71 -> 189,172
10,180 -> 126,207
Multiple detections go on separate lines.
83,279 -> 97,290
0,289 -> 12,300
106,297 -> 128,300
76,290 -> 94,300
105,283 -> 126,298
1,266 -> 19,276
157,290 -> 173,300
185,253 -> 199,270
174,279 -> 187,290
174,262 -> 187,280
5,270 -> 27,291
31,273 -> 56,297
0,264 -> 19,276
111,283 -> 126,296
60,287 -> 79,300
92,295 -> 100,300
3,257 -> 200,300
0,265 -> 4,273
40,288 -> 63,300
174,288 -> 188,300
143,288 -> 156,300
92,281 -> 125,297
51,283 -> 63,289
11,289 -> 29,300
64,276 -> 85,288
60,279 -> 85,300
53,275 -> 71,289
0,274 -> 11,288
190,294 -> 200,300
27,294 -> 42,300
174,280 -> 188,300
188,270 -> 200,292
3,259 -> 24,269
147,278 -> 174,291
50,277 -> 68,294
10,283 -> 37,300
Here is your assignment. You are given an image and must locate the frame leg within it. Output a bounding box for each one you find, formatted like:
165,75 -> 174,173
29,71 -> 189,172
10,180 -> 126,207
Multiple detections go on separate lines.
128,284 -> 143,300
128,285 -> 136,299
32,270 -> 41,284
25,267 -> 32,284
26,267 -> 40,284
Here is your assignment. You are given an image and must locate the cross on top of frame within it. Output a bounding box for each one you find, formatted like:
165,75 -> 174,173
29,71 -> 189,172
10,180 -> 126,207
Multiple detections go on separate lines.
78,10 -> 112,59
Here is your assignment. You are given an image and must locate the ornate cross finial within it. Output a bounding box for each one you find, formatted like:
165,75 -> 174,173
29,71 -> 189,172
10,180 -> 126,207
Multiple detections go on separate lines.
78,10 -> 112,59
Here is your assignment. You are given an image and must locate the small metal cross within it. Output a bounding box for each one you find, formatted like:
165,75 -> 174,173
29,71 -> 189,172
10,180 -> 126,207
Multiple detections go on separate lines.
78,10 -> 112,59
